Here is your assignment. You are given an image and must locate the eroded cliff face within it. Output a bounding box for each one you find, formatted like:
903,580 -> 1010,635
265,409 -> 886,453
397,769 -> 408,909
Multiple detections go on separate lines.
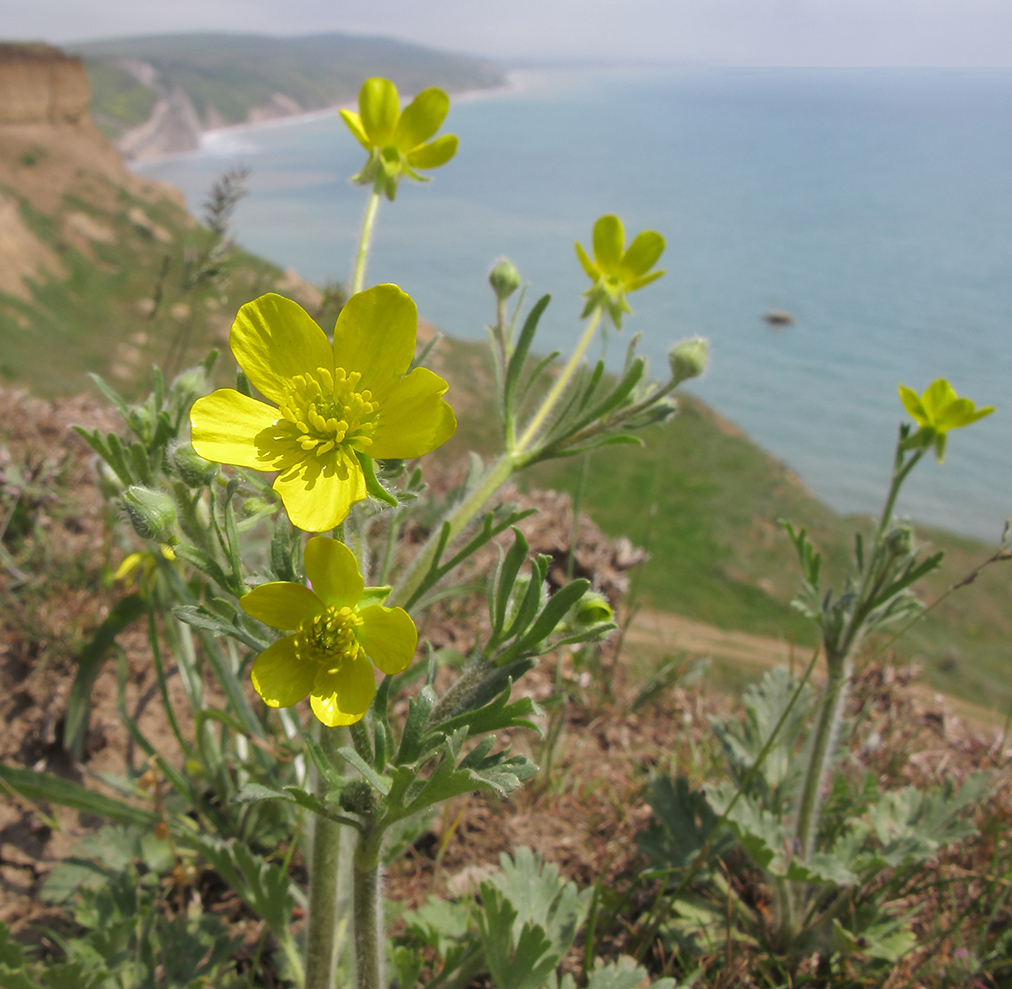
0,43 -> 90,124
0,43 -> 182,300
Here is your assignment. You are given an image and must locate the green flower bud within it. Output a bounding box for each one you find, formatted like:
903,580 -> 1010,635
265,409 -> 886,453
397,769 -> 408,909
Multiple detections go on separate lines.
884,524 -> 915,557
570,590 -> 614,628
489,257 -> 521,301
122,486 -> 177,544
668,337 -> 709,385
241,496 -> 272,518
171,442 -> 218,487
339,779 -> 377,816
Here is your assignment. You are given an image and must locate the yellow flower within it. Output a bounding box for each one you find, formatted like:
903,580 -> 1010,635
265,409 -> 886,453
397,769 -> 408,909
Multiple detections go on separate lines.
575,214 -> 665,327
241,537 -> 417,726
898,378 -> 993,462
189,284 -> 456,532
340,77 -> 458,200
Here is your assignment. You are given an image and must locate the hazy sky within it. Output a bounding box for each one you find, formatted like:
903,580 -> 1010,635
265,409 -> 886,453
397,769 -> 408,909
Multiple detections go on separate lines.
5,0 -> 1012,67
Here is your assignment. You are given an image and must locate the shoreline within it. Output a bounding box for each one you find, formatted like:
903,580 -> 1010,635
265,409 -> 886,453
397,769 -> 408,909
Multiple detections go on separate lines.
128,72 -> 526,167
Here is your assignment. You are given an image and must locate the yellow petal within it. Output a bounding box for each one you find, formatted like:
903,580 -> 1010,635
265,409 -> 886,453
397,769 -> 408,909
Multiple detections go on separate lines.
405,134 -> 458,170
369,368 -> 456,459
898,384 -> 929,426
273,448 -> 366,532
241,581 -> 324,630
358,77 -> 400,145
190,389 -> 289,470
575,241 -> 599,281
593,215 -> 624,273
339,108 -> 372,150
310,655 -> 377,726
231,294 -> 334,404
356,605 -> 417,675
332,284 -> 418,395
620,230 -> 665,280
251,636 -> 316,708
394,87 -> 449,151
304,536 -> 364,608
921,379 -> 958,421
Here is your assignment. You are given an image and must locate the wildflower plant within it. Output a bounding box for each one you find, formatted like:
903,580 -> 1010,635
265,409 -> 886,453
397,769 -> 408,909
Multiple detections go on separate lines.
0,76 -> 705,989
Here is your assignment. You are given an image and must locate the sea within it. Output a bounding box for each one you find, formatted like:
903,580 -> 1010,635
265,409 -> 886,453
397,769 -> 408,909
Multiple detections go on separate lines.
134,65 -> 1012,542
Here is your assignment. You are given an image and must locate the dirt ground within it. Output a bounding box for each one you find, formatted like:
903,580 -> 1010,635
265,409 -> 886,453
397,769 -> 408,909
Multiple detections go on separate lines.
1,386 -> 1009,984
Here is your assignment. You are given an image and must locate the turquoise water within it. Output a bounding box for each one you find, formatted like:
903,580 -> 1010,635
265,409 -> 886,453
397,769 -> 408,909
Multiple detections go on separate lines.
136,66 -> 1012,541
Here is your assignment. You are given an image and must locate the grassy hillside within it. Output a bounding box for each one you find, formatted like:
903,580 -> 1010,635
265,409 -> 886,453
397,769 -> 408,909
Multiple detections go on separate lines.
69,33 -> 504,136
426,333 -> 1012,712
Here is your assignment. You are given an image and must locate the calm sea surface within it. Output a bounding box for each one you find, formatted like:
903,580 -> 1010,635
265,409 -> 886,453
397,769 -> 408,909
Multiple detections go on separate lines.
135,66 -> 1012,541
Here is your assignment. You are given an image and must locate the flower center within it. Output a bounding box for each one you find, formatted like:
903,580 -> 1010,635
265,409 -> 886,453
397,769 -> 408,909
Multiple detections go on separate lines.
278,367 -> 379,458
294,606 -> 364,670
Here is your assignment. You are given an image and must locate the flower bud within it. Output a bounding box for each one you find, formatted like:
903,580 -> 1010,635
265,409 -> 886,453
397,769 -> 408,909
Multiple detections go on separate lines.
122,486 -> 177,544
884,524 -> 915,557
171,442 -> 218,487
489,257 -> 521,301
569,590 -> 614,628
668,337 -> 709,385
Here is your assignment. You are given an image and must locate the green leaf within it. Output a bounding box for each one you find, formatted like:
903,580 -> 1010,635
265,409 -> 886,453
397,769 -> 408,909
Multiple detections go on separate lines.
0,763 -> 156,829
395,685 -> 435,765
477,885 -> 560,989
64,593 -> 147,758
432,684 -> 542,739
504,294 -> 552,420
639,775 -> 728,873
338,747 -> 392,795
173,604 -> 269,652
357,451 -> 398,507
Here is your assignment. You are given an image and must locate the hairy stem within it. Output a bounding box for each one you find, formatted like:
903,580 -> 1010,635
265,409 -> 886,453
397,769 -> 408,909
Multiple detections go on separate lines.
353,834 -> 384,989
351,190 -> 381,295
304,726 -> 347,989
514,307 -> 603,454
388,453 -> 516,611
794,652 -> 852,859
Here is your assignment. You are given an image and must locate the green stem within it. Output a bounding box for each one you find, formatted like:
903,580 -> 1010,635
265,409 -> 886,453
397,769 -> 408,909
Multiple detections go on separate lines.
351,190 -> 381,295
388,452 -> 516,611
794,651 -> 852,859
304,726 -> 347,989
514,307 -> 603,454
877,446 -> 924,538
353,832 -> 385,989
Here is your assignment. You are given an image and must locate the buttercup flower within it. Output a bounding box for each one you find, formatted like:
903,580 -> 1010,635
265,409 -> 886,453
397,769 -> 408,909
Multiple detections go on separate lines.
575,214 -> 665,327
340,77 -> 458,200
898,378 -> 993,462
241,537 -> 416,726
190,284 -> 456,531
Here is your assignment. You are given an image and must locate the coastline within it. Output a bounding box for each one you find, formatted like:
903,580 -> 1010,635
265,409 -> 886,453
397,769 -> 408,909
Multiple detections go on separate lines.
125,73 -> 524,167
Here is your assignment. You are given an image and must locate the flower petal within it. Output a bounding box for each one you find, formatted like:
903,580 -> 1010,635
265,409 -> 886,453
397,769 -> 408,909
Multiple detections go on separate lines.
574,241 -> 599,281
592,215 -> 624,273
369,367 -> 456,459
251,636 -> 316,708
625,269 -> 665,293
273,448 -> 367,532
920,379 -> 958,421
310,655 -> 377,726
356,605 -> 417,675
332,284 -> 417,394
938,397 -> 994,430
339,108 -> 372,150
359,77 -> 400,145
405,134 -> 458,170
620,230 -> 665,280
190,389 -> 287,470
231,294 -> 334,404
304,536 -> 364,608
898,384 -> 929,426
241,581 -> 324,630
394,87 -> 449,151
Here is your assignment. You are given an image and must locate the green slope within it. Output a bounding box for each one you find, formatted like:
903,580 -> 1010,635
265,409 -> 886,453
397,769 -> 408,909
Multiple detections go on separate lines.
69,33 -> 504,136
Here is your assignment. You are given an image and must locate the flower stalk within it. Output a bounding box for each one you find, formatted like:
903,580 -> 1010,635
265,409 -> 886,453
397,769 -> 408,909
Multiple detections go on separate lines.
351,190 -> 381,295
304,726 -> 346,989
